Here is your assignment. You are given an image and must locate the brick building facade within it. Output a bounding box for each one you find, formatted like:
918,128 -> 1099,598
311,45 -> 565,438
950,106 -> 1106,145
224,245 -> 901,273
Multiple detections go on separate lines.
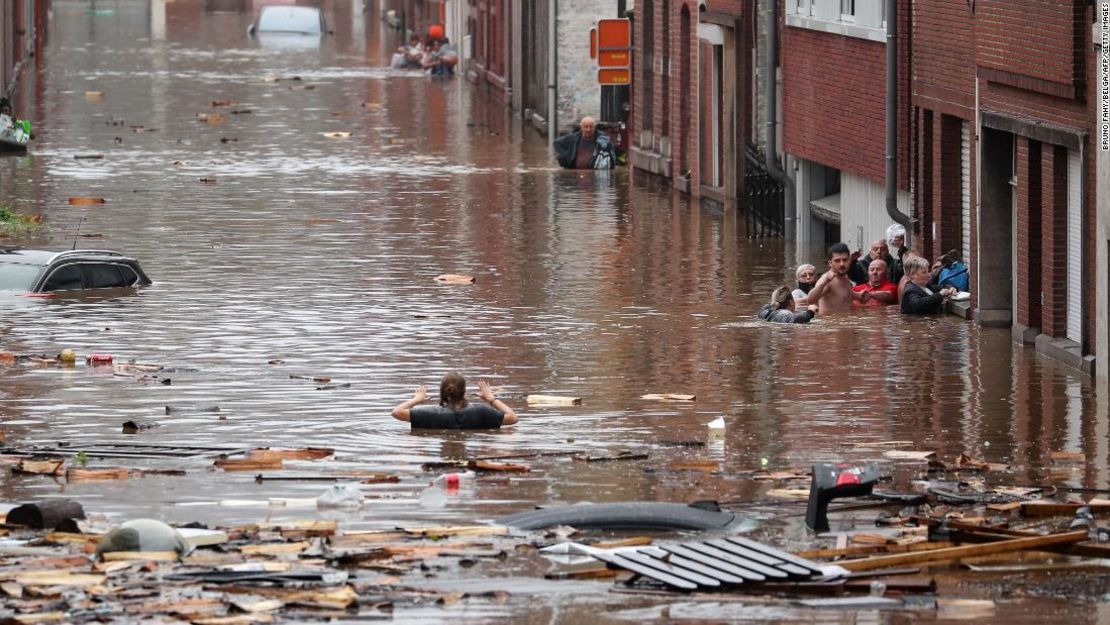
782,0 -> 912,253
914,0 -> 1101,374
0,0 -> 42,100
628,0 -> 755,205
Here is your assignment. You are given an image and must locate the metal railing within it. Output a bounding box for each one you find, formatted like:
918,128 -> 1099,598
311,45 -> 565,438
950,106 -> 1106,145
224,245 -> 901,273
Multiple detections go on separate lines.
743,143 -> 785,238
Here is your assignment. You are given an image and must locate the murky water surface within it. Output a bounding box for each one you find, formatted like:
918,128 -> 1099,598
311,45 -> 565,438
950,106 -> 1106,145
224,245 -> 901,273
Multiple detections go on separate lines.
0,2 -> 1107,623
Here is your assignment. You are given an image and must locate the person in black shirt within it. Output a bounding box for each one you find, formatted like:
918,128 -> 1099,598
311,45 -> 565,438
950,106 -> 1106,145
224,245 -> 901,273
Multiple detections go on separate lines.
901,255 -> 957,315
391,372 -> 518,429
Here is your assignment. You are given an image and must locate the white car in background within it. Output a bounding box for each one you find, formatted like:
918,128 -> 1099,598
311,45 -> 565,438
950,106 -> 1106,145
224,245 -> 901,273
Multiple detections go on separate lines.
248,6 -> 326,36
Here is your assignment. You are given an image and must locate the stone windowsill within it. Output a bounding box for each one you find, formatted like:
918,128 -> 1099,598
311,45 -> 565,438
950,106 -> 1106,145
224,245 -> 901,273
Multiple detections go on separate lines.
785,14 -> 886,44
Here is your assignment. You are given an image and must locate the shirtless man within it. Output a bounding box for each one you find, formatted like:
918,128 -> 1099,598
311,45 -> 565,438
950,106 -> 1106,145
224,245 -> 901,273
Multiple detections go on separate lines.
806,242 -> 856,314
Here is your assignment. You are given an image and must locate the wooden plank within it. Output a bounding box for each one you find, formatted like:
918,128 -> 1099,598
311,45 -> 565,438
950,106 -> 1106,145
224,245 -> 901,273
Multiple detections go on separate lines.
468,460 -> 530,473
946,528 -> 1110,559
834,531 -> 1089,572
593,536 -> 653,549
213,458 -> 283,471
526,394 -> 582,406
100,551 -> 178,562
65,467 -> 130,482
247,448 -> 334,462
795,540 -> 955,560
14,571 -> 106,586
881,450 -> 936,460
12,459 -> 65,475
640,393 -> 695,401
240,541 -> 310,555
1050,451 -> 1085,464
400,525 -> 509,538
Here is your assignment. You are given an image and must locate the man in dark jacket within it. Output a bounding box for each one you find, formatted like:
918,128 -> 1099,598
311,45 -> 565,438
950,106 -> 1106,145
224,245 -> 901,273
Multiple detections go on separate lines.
901,256 -> 957,314
848,239 -> 902,285
553,116 -> 619,169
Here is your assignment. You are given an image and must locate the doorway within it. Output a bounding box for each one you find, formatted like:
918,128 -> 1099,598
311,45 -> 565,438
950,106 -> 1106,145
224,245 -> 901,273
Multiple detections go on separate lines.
977,127 -> 1014,327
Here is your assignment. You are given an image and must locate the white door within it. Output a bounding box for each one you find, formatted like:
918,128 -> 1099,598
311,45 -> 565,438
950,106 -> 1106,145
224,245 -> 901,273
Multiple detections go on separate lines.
961,121 -> 971,265
1067,149 -> 1082,343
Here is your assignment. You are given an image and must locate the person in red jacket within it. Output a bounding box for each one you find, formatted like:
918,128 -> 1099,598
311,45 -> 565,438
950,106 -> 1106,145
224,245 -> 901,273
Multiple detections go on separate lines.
852,259 -> 898,307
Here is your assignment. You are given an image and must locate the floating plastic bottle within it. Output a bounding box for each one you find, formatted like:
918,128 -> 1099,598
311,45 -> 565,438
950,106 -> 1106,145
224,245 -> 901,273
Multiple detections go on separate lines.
85,354 -> 113,364
431,470 -> 475,489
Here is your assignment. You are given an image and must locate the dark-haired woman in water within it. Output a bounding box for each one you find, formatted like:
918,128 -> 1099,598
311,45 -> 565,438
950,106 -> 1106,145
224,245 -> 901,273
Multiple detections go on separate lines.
391,372 -> 518,429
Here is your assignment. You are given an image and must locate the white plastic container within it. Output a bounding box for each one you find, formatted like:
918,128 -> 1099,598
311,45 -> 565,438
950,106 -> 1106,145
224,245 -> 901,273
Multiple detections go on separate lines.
707,417 -> 726,442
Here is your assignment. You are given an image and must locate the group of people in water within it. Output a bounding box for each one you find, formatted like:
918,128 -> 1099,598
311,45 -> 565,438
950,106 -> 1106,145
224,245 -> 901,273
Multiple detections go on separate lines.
761,225 -> 971,324
392,25 -> 458,75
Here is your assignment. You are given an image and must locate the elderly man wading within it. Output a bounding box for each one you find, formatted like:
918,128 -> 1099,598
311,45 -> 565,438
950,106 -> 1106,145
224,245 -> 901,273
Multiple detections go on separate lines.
553,116 -> 619,170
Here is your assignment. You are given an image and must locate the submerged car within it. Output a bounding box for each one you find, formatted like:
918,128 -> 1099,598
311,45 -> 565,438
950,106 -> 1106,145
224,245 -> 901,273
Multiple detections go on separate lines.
0,247 -> 152,295
247,6 -> 326,36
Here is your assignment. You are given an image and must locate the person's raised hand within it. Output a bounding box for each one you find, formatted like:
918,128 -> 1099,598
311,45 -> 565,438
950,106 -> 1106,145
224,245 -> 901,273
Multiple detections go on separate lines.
477,379 -> 496,403
413,383 -> 428,403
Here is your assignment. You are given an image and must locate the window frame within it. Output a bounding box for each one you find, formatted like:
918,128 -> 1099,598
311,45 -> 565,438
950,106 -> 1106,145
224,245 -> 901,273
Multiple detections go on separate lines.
41,263 -> 85,292
840,0 -> 856,22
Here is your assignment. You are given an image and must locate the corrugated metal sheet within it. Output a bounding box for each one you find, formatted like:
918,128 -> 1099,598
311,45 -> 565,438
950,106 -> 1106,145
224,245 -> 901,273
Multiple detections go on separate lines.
1067,148 -> 1082,343
588,535 -> 829,590
962,121 -> 971,265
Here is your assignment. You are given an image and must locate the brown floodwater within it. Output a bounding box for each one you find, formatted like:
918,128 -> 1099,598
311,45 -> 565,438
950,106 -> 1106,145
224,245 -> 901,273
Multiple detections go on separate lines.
0,2 -> 1107,623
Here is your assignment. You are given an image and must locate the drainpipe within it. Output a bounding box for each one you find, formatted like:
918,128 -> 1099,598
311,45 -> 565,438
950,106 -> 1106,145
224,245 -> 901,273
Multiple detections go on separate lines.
764,0 -> 796,243
547,0 -> 558,144
885,0 -> 911,229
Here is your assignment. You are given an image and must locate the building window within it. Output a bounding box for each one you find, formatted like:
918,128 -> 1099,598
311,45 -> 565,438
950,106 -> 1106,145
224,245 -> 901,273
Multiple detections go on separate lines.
786,0 -> 884,42
840,0 -> 855,21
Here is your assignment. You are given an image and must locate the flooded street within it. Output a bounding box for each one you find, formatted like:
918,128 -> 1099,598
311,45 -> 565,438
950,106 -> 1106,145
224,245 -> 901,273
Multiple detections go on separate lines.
0,2 -> 1108,623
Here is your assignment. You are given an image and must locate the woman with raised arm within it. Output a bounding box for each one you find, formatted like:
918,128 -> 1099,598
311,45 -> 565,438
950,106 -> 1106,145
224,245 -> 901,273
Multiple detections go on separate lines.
392,372 -> 518,429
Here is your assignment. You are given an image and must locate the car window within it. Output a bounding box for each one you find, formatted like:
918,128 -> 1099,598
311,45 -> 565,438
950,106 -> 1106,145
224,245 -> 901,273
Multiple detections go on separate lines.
83,263 -> 134,288
257,7 -> 323,33
42,264 -> 84,291
0,263 -> 43,291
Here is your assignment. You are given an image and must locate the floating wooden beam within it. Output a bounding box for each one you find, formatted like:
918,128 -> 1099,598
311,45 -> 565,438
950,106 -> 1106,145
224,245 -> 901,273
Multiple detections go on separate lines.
834,531 -> 1088,572
526,394 -> 582,406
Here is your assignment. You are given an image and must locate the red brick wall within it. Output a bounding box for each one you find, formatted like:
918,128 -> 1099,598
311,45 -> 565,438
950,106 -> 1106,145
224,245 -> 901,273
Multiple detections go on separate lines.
976,0 -> 1079,87
935,115 -> 963,260
912,0 -> 1097,355
912,0 -> 974,118
630,0 -> 703,192
1041,144 -> 1069,338
781,0 -> 912,186
1016,137 -> 1042,329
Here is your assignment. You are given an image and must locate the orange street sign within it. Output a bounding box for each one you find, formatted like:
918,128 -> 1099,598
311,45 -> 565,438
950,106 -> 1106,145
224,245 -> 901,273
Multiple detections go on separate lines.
598,67 -> 631,85
597,18 -> 631,48
597,18 -> 632,68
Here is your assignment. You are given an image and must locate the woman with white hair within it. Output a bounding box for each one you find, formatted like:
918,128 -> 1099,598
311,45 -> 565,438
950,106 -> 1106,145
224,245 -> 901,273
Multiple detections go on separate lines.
791,264 -> 817,304
760,286 -> 818,323
901,256 -> 957,314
